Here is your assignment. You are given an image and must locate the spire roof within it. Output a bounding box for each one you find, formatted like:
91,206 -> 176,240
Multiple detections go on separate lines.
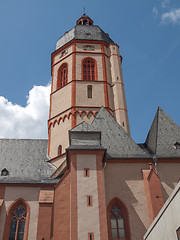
70,107 -> 148,159
146,107 -> 180,158
55,15 -> 114,50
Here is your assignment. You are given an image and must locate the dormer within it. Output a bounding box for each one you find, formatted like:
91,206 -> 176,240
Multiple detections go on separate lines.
174,142 -> 180,149
1,168 -> 9,176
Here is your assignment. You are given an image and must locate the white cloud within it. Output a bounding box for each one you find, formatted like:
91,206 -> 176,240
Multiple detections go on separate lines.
0,84 -> 51,139
161,0 -> 170,8
153,7 -> 158,16
162,8 -> 180,24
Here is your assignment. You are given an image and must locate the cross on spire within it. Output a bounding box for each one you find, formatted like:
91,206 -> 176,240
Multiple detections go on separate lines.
83,7 -> 86,15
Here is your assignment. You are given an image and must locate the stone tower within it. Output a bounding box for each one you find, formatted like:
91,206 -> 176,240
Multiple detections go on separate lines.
48,14 -> 130,162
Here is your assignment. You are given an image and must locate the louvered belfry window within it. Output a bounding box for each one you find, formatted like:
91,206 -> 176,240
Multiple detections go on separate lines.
9,204 -> 27,240
57,63 -> 68,89
83,58 -> 95,81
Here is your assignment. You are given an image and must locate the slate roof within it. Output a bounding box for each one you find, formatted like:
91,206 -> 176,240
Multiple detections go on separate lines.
0,139 -> 57,184
145,107 -> 180,158
56,25 -> 114,50
70,107 -> 150,159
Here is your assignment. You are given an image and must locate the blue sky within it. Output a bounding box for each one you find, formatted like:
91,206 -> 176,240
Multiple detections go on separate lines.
0,0 -> 180,142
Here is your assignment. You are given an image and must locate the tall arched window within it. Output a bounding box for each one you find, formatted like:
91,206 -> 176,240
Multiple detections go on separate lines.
57,63 -> 68,89
82,58 -> 96,81
3,199 -> 30,240
107,198 -> 131,240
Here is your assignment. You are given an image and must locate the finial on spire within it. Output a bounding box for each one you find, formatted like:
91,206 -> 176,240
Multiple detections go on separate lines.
83,7 -> 86,15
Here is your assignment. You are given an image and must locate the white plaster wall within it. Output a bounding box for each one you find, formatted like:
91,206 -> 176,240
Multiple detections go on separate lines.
0,187 -> 40,240
77,154 -> 100,240
144,184 -> 180,240
52,55 -> 73,92
50,116 -> 71,158
105,163 -> 150,239
50,83 -> 72,118
76,81 -> 105,107
54,45 -> 73,63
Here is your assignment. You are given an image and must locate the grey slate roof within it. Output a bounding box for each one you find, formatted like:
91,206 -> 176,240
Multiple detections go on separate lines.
146,107 -> 180,158
70,107 -> 150,159
56,25 -> 114,50
0,139 -> 57,183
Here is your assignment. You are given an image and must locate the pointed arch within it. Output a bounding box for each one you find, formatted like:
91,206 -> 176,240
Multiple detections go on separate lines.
107,197 -> 131,240
3,198 -> 30,240
57,63 -> 68,89
87,110 -> 94,117
81,57 -> 98,81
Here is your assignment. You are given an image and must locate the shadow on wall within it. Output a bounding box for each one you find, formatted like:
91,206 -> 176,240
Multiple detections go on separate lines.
157,163 -> 180,201
104,162 -> 150,240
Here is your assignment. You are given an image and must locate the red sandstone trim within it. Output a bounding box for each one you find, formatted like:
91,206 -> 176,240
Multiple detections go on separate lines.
48,105 -> 110,122
48,126 -> 51,156
114,107 -> 127,112
68,149 -> 105,156
51,54 -> 54,91
0,183 -> 55,187
109,43 -> 120,48
96,154 -> 108,240
51,39 -> 109,59
56,62 -> 68,90
101,44 -> 109,108
0,186 -> 5,215
36,202 -> 53,240
50,80 -> 114,96
54,169 -> 70,189
156,158 -> 180,163
106,159 -> 152,163
52,169 -> 70,239
47,152 -> 66,162
3,198 -> 30,240
113,81 -> 124,86
49,90 -> 52,119
48,110 -> 99,128
71,43 -> 77,128
110,53 -> 121,58
52,51 -> 107,69
70,153 -> 78,240
142,164 -> 164,223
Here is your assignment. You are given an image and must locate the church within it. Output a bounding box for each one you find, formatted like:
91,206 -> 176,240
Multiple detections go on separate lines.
0,14 -> 180,240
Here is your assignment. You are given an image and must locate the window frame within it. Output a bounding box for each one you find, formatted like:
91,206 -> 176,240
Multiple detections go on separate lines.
84,168 -> 90,177
58,145 -> 62,155
81,57 -> 97,81
87,85 -> 92,99
107,197 -> 131,240
3,198 -> 30,240
57,63 -> 68,90
87,195 -> 93,207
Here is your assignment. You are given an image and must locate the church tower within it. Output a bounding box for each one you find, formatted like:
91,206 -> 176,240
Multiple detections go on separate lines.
48,14 -> 130,161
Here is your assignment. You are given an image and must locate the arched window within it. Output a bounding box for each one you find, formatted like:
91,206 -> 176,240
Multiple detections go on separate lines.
57,63 -> 68,89
3,199 -> 30,240
82,58 -> 96,81
107,198 -> 131,240
58,145 -> 62,155
111,205 -> 125,238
